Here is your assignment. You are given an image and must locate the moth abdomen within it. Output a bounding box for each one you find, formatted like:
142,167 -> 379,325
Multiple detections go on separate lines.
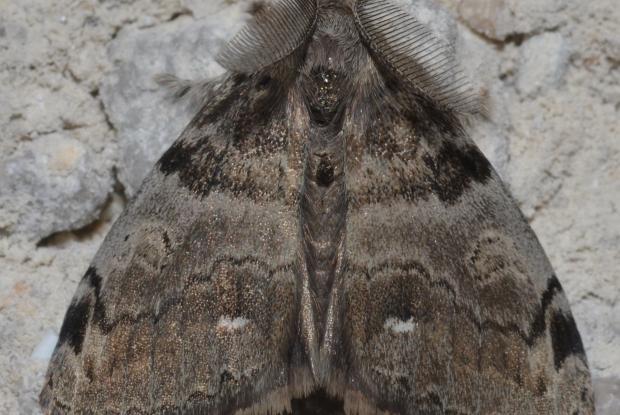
315,153 -> 336,187
299,122 -> 347,353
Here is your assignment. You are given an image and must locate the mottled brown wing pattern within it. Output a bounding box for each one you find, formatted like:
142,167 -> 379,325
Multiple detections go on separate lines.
40,0 -> 596,413
40,74 -> 307,415
341,106 -> 594,414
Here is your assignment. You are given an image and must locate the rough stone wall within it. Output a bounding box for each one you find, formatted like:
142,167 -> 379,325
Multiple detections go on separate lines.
0,0 -> 618,413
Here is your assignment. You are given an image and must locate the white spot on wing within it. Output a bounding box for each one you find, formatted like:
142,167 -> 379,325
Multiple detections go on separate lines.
217,316 -> 250,331
384,317 -> 417,333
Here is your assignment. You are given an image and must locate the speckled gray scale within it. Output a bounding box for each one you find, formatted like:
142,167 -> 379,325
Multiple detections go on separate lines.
41,0 -> 594,414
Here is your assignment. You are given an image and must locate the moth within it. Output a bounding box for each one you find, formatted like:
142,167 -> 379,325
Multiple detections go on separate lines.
40,0 -> 595,414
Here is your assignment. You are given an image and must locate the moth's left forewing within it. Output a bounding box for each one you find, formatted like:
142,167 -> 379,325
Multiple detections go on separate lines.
340,102 -> 594,414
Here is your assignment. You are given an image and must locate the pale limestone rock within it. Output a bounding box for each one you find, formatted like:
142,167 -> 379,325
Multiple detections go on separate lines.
182,0 -> 249,19
456,0 -> 513,40
0,133 -> 112,242
456,0 -> 570,40
595,377 -> 620,415
517,32 -> 570,98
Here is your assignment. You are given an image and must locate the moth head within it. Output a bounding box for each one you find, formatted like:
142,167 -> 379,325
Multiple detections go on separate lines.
216,0 -> 482,115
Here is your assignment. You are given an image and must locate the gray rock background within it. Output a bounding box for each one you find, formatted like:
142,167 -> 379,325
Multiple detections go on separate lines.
0,0 -> 618,413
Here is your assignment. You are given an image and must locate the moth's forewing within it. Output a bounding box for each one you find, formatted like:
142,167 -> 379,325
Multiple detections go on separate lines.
341,107 -> 593,413
40,73 -> 306,414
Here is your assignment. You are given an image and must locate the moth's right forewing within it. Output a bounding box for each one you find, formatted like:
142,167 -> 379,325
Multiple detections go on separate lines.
40,74 -> 307,415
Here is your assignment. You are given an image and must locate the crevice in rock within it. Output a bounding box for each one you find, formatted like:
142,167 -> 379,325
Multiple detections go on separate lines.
462,22 -> 562,50
136,8 -> 193,31
36,202 -> 110,248
62,66 -> 81,84
97,91 -> 116,134
110,22 -> 131,41
168,9 -> 193,22
36,187 -> 126,249
501,32 -> 529,47
61,118 -> 87,131
31,129 -> 59,138
111,165 -> 128,206
0,224 -> 12,240
35,167 -> 128,249
607,56 -> 620,72
36,218 -> 103,248
527,172 -> 564,223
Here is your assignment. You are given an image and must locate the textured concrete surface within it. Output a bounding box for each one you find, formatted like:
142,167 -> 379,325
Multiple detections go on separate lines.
0,0 -> 618,413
